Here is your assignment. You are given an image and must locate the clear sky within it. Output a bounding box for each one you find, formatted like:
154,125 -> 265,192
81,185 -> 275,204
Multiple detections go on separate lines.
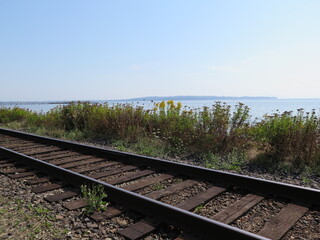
1,0 -> 320,101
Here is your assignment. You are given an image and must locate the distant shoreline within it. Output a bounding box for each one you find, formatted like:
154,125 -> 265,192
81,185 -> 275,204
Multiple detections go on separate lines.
3,96 -> 320,105
121,96 -> 277,101
0,101 -> 72,105
0,96 -> 277,104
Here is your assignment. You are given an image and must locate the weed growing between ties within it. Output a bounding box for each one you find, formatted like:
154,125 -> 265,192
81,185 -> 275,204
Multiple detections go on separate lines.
81,184 -> 108,215
194,204 -> 204,213
1,101 -> 320,174
151,183 -> 165,191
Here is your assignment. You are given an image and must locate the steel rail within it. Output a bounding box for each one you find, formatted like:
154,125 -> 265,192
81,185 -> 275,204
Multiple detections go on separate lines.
0,146 -> 269,240
1,127 -> 319,206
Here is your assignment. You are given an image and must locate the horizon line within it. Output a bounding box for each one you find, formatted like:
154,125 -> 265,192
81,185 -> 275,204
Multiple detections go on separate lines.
3,96 -> 320,103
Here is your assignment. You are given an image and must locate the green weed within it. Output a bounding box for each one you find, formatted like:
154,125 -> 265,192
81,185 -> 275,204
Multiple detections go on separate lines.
81,184 -> 108,215
113,140 -> 129,152
194,204 -> 204,213
34,206 -> 50,215
302,176 -> 311,184
151,183 -> 165,191
204,149 -> 247,172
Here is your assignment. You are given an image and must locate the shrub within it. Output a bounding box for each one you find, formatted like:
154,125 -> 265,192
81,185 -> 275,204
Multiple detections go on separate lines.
253,109 -> 320,166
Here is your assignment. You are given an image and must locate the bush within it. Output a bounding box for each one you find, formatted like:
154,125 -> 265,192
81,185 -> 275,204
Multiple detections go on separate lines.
253,109 -> 320,166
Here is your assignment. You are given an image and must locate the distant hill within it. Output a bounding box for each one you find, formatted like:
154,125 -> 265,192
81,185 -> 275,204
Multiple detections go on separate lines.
121,96 -> 277,101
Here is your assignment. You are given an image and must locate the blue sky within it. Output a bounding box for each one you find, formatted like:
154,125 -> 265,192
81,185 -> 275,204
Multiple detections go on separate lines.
1,1 -> 320,101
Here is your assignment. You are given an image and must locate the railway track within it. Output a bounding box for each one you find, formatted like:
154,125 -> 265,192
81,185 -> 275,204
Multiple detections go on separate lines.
0,127 -> 319,240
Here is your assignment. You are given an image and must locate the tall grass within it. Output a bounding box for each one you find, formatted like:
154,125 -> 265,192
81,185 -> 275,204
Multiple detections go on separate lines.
1,102 -> 320,172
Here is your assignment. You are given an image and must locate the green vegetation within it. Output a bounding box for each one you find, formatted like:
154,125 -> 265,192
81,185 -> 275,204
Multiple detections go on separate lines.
194,204 -> 204,213
151,183 -> 165,191
253,109 -> 320,167
204,148 -> 247,172
81,184 -> 108,215
1,101 -> 320,175
0,196 -> 68,240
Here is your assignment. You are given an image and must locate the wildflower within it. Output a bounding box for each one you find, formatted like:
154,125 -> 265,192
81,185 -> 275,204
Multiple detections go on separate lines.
177,102 -> 182,110
167,100 -> 175,109
159,101 -> 166,109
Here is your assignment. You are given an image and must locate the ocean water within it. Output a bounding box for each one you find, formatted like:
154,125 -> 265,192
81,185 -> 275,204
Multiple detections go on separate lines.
0,103 -> 63,113
1,99 -> 320,120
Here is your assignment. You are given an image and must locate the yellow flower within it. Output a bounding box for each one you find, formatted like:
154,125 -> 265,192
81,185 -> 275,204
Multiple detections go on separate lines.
167,100 -> 175,109
159,101 -> 166,109
177,102 -> 182,110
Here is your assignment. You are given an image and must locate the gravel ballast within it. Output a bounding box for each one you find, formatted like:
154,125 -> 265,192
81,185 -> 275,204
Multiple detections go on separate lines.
1,134 -> 320,239
0,174 -> 126,240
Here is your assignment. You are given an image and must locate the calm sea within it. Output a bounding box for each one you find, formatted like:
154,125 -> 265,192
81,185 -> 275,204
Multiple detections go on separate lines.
1,99 -> 320,120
